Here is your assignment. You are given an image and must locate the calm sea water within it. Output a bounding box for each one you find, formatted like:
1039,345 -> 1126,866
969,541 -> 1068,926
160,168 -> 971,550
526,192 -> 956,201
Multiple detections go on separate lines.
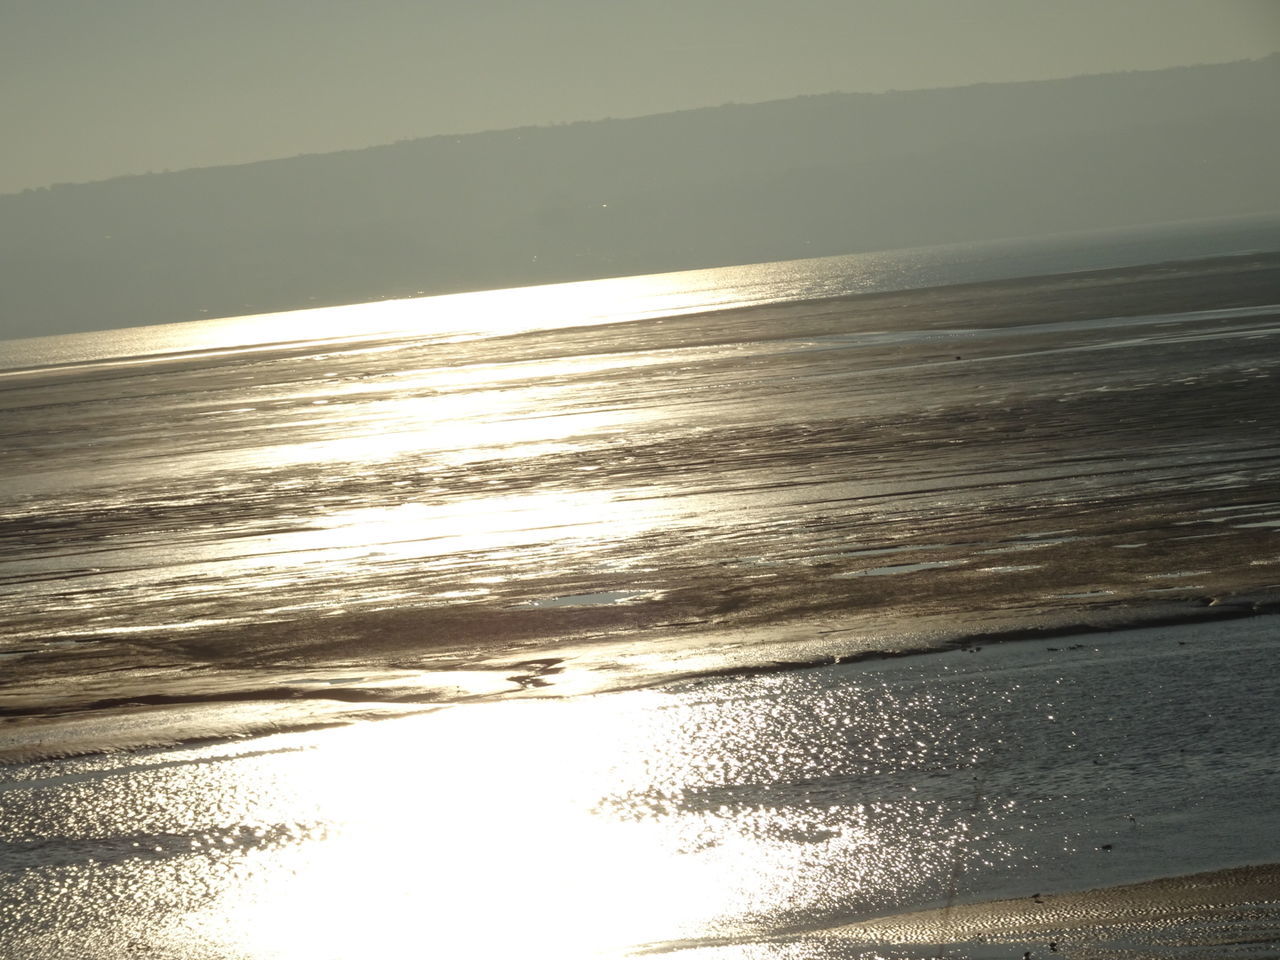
4,212 -> 1278,372
1,217 -> 1279,956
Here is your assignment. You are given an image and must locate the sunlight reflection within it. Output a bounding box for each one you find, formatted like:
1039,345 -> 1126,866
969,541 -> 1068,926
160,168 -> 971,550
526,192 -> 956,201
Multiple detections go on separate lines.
259,406 -> 627,469
3,658 -> 1032,958
231,352 -> 647,473
174,697 -> 797,959
306,488 -> 668,559
120,672 -> 986,959
1,247 -> 880,372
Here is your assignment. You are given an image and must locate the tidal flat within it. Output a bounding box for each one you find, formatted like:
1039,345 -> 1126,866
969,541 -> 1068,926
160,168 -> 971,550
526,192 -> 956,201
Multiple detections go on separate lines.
1,616 -> 1277,957
1,244 -> 1279,955
2,253 -> 1279,732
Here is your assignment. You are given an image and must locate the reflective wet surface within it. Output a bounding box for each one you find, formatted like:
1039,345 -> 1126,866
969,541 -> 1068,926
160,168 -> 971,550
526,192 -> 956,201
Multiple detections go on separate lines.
2,253 -> 1279,725
821,864 -> 1280,960
3,243 -> 1280,956
1,617 -> 1277,958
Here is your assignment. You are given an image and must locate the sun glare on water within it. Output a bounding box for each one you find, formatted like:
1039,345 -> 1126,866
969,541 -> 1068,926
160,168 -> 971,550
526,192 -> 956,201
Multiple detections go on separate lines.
0,253 -> 858,373
61,655 -> 994,960
137,694 -> 854,959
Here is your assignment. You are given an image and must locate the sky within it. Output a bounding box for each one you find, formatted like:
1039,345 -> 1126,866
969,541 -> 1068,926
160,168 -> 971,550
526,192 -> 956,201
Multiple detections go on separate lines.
2,0 -> 1277,195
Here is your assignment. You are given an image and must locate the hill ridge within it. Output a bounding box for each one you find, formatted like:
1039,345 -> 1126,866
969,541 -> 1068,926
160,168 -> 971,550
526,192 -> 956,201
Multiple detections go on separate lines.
2,55 -> 1276,338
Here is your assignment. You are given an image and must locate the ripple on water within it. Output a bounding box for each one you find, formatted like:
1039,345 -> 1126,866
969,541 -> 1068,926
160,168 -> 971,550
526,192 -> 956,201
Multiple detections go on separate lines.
2,617 -> 1276,958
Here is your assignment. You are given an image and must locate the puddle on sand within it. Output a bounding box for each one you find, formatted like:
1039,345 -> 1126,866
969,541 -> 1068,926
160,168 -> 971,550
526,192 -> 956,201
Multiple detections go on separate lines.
518,590 -> 657,608
835,560 -> 959,578
977,536 -> 1081,555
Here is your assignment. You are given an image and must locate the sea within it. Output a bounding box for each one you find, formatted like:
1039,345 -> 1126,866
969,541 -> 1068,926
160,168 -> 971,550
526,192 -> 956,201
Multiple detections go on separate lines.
1,214 -> 1279,958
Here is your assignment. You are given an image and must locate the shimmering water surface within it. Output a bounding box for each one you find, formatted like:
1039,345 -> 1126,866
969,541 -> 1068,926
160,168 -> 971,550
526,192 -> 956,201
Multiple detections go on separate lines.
6,213 -> 1275,372
3,240 -> 1279,727
2,617 -> 1277,958
2,219 -> 1280,956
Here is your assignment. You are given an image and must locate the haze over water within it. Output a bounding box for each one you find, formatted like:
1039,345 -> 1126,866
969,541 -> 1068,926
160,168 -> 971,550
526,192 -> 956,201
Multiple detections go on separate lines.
2,216 -> 1279,957
5,214 -> 1275,372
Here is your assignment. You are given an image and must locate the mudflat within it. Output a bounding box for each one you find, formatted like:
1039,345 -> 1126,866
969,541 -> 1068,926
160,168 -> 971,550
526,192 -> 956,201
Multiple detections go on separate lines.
2,255 -> 1280,753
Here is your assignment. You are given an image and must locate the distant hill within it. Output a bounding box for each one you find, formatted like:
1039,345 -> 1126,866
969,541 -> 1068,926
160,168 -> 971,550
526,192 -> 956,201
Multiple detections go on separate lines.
2,56 -> 1278,339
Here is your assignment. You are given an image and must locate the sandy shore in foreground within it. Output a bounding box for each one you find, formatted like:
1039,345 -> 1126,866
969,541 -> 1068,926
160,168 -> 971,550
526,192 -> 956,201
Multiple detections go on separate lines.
819,864 -> 1280,958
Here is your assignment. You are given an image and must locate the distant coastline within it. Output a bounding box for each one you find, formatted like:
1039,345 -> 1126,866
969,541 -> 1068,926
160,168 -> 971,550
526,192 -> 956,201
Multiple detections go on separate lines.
3,212 -> 1277,370
2,55 -> 1276,340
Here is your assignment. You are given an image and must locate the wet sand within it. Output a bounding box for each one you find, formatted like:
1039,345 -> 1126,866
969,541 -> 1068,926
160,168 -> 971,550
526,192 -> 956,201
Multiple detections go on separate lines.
1,253 -> 1279,757
817,864 -> 1280,959
4,611 -> 1276,958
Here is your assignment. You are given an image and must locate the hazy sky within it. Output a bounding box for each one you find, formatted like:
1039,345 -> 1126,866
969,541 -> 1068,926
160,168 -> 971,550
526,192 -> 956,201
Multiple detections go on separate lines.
2,0 -> 1277,194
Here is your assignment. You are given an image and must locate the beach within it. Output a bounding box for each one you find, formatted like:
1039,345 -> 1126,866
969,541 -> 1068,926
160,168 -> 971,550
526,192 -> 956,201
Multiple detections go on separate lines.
2,252 -> 1279,728
1,616 -> 1277,957
2,234 -> 1279,955
821,864 -> 1280,958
